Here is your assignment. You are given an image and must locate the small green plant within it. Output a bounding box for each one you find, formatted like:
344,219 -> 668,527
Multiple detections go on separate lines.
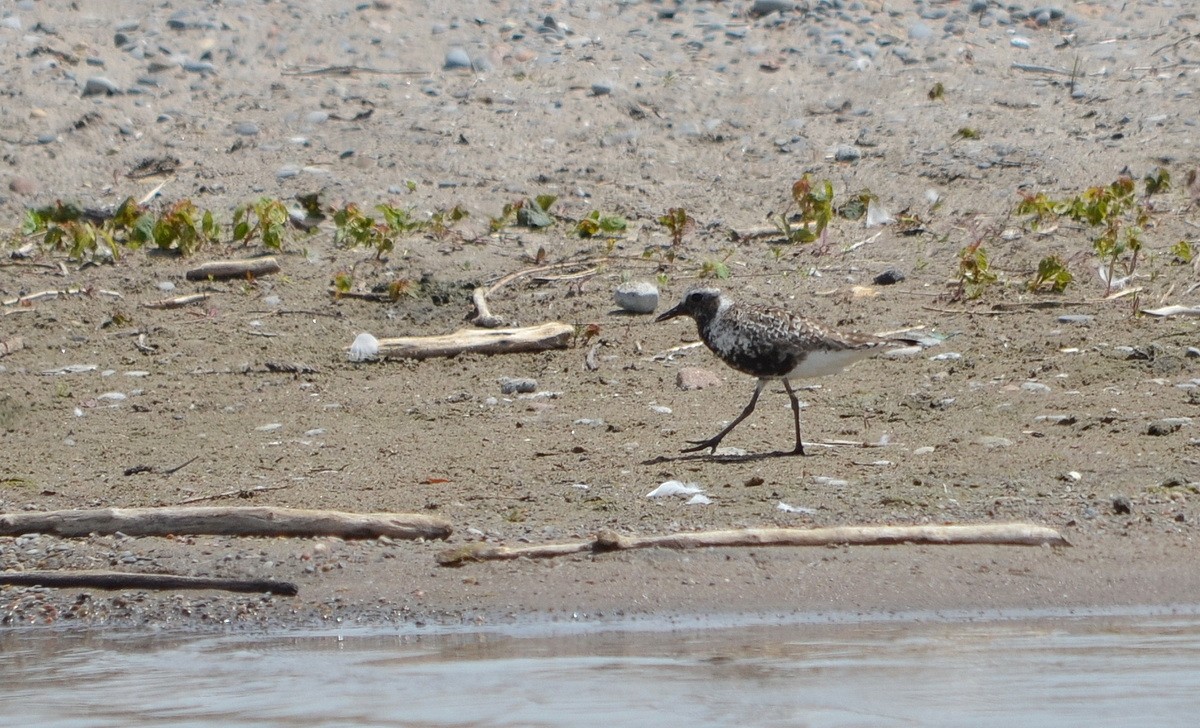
42,220 -> 118,261
658,207 -> 692,248
232,197 -> 289,251
141,199 -> 219,256
574,210 -> 627,238
928,82 -> 945,101
700,257 -> 731,279
955,240 -> 997,300
1027,255 -> 1073,293
954,127 -> 981,140
1014,191 -> 1064,229
774,176 -> 835,244
1144,167 -> 1171,196
427,204 -> 469,239
1016,175 -> 1154,296
332,203 -> 396,258
836,189 -> 874,221
647,207 -> 693,267
1170,240 -> 1194,264
331,271 -> 354,297
386,278 -> 417,300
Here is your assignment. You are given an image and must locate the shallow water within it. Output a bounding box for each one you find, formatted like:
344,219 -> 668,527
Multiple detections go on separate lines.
2,610 -> 1199,727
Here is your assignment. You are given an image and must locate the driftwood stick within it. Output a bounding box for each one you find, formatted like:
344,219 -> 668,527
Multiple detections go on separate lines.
0,336 -> 24,358
142,293 -> 210,309
437,523 -> 1070,566
185,257 -> 280,281
2,288 -> 123,306
0,570 -> 298,595
0,507 -> 452,541
467,286 -> 506,328
356,322 -> 574,360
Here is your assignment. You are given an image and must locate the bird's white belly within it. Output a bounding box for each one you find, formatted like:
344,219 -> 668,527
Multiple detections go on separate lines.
781,348 -> 876,380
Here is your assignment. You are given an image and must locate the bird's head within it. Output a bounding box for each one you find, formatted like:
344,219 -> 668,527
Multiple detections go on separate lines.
655,287 -> 725,324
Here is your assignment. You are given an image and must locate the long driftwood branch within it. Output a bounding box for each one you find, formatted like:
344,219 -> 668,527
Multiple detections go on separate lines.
0,570 -> 299,595
357,322 -> 574,360
436,523 -> 1070,566
185,257 -> 280,281
0,507 -> 452,541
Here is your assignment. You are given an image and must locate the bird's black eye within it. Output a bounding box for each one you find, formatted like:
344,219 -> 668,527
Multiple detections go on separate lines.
686,291 -> 702,304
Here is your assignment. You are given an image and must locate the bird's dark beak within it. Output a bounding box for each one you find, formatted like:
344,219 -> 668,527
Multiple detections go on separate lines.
655,303 -> 686,323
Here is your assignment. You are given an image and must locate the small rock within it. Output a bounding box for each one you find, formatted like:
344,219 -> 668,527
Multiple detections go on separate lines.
614,280 -> 659,314
749,0 -> 796,17
1112,495 -> 1132,515
1147,418 -> 1188,436
1186,347 -> 1200,359
1011,36 -> 1031,49
908,22 -> 933,41
82,76 -> 121,96
1057,314 -> 1093,325
498,377 -> 536,395
676,368 -> 722,391
590,81 -> 614,96
8,177 -> 37,196
234,121 -> 259,136
976,435 -> 1013,449
182,60 -> 216,75
444,47 -> 472,70
833,144 -> 861,162
1021,381 -> 1052,394
873,269 -> 905,285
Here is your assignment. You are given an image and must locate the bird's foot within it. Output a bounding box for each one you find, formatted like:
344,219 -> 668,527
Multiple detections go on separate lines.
681,438 -> 723,454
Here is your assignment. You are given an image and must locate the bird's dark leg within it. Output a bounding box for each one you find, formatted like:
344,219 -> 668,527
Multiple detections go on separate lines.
782,379 -> 806,456
682,379 -> 766,454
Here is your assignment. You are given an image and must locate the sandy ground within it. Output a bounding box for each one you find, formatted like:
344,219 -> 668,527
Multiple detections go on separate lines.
2,0 -> 1200,631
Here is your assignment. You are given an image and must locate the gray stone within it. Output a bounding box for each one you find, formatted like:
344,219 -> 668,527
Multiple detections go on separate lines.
614,281 -> 659,314
1057,314 -> 1093,325
833,144 -> 861,162
749,0 -> 796,17
82,76 -> 120,96
234,121 -> 259,136
499,377 -> 537,395
444,47 -> 472,69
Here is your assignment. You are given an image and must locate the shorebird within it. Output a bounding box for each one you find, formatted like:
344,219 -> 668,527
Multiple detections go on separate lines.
656,287 -> 917,456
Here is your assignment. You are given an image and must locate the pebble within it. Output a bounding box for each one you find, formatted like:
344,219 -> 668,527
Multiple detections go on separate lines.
873,269 -> 905,286
590,81 -> 614,96
613,280 -> 659,314
749,1 -> 796,18
1021,381 -> 1051,394
498,377 -> 536,394
82,77 -> 120,96
676,367 -> 722,391
1147,418 -> 1189,436
8,177 -> 37,195
1010,36 -> 1031,49
182,60 -> 216,75
833,144 -> 861,162
444,47 -> 472,70
1112,496 -> 1132,515
976,436 -> 1013,449
1057,315 -> 1093,325
234,122 -> 260,136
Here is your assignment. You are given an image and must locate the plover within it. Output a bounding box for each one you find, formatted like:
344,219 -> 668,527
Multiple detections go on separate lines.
656,286 -> 916,456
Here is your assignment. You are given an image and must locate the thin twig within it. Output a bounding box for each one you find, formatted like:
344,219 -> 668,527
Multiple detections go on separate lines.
179,483 -> 290,504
